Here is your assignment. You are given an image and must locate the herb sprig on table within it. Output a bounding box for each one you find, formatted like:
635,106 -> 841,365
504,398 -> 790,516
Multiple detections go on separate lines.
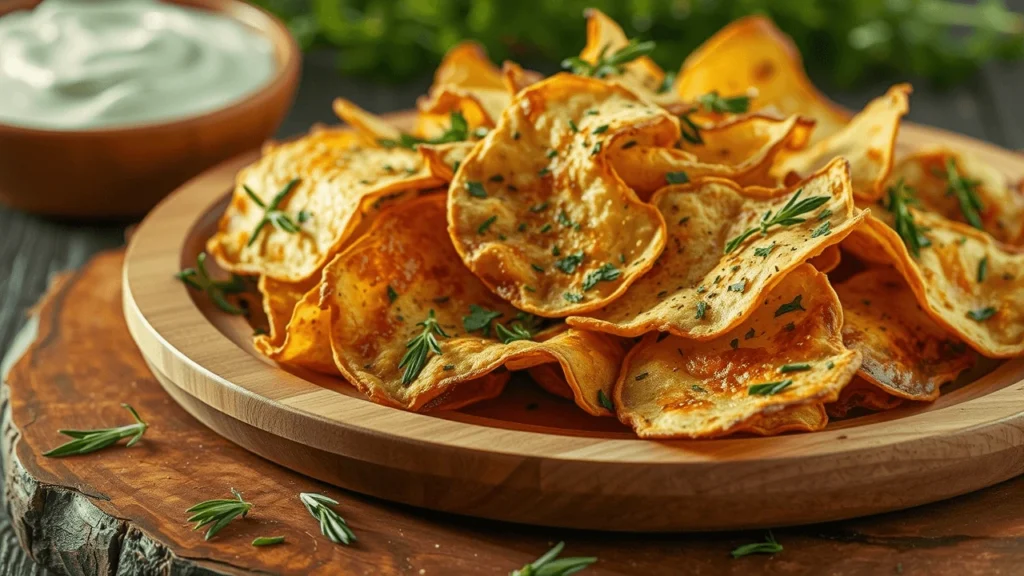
300,493 -> 357,545
186,489 -> 253,541
43,403 -> 148,457
731,530 -> 784,558
510,541 -> 596,575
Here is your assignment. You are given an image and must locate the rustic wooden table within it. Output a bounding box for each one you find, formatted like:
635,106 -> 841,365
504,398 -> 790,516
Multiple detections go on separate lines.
1,45 -> 1023,575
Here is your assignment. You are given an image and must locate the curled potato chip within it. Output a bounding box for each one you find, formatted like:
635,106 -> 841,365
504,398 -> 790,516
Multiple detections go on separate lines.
207,129 -> 442,282
431,41 -> 506,90
447,74 -> 675,317
332,98 -> 402,143
501,61 -> 543,95
826,377 -> 904,418
810,245 -> 842,273
569,158 -> 865,339
615,264 -> 860,439
611,113 -> 814,197
578,9 -> 675,106
419,141 -> 476,182
258,274 -> 317,351
835,267 -> 975,401
318,194 -> 626,413
415,42 -> 511,138
843,209 -> 1024,358
888,148 -> 1024,245
774,84 -> 911,202
676,16 -> 849,143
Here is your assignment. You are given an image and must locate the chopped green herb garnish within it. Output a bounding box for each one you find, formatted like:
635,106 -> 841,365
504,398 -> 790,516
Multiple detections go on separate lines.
582,263 -> 620,290
531,263 -> 545,273
619,253 -> 626,264
779,363 -> 811,373
691,384 -> 706,393
552,246 -> 561,256
463,304 -> 503,336
695,300 -> 707,319
697,91 -> 751,114
745,328 -> 756,340
496,322 -> 533,344
784,322 -> 795,331
538,167 -> 551,177
810,221 -> 831,238
679,112 -> 703,145
730,338 -> 739,349
598,390 -> 614,411
297,210 -> 312,224
593,124 -> 609,135
754,242 -> 777,258
443,364 -> 455,371
530,202 -> 549,213
244,178 -> 301,246
561,37 -> 656,78
563,292 -> 584,303
817,208 -> 832,221
724,188 -> 829,253
554,250 -> 585,274
622,140 -> 637,149
635,372 -> 649,381
940,157 -> 984,229
568,119 -> 579,133
386,285 -> 399,303
977,256 -> 988,283
399,310 -> 449,385
591,142 -> 602,156
666,171 -> 689,185
465,181 -> 487,198
378,111 -> 469,149
518,223 -> 528,232
489,174 -> 504,182
477,215 -> 497,234
547,149 -> 557,159
775,295 -> 805,317
696,285 -> 707,293
540,223 -> 553,233
884,179 -> 931,258
727,280 -> 746,293
748,379 -> 793,396
967,307 -> 996,322
557,210 -> 575,228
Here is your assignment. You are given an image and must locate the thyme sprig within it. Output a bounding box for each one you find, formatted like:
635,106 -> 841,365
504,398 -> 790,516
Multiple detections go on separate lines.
939,157 -> 984,229
300,493 -> 356,545
724,189 -> 830,253
561,38 -> 655,78
245,178 -> 302,247
884,179 -> 931,258
186,489 -> 252,541
379,111 -> 470,149
43,404 -> 148,458
399,310 -> 449,385
510,541 -> 596,575
175,252 -> 249,315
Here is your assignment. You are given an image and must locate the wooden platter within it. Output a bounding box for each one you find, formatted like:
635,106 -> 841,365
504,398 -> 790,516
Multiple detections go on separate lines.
122,121 -> 1024,532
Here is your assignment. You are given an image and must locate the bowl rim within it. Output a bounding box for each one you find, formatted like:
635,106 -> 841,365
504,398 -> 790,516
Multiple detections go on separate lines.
0,0 -> 301,137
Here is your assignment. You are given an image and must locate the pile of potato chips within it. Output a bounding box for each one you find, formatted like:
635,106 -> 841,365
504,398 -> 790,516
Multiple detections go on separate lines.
203,10 -> 1024,439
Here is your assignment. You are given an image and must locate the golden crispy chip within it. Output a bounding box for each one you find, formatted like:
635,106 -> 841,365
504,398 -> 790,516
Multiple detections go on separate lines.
568,158 -> 865,339
810,245 -> 842,273
578,9 -> 675,105
742,403 -> 829,436
448,74 -> 675,317
257,274 -> 318,351
207,130 -> 442,282
501,61 -> 543,95
676,16 -> 849,143
843,209 -> 1024,357
826,377 -> 904,418
415,41 -> 511,138
774,84 -> 911,202
888,148 -> 1024,245
615,264 -> 860,438
318,195 -> 626,413
836,267 -> 975,401
332,98 -> 402,143
419,141 -> 476,182
611,114 -> 814,197
431,41 -> 506,90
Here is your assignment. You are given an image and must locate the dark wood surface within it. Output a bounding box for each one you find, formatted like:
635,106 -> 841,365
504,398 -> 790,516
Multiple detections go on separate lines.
9,249 -> 1024,576
1,32 -> 1024,576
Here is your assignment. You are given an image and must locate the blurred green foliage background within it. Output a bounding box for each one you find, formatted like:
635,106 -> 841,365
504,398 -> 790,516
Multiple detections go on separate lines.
252,0 -> 1024,87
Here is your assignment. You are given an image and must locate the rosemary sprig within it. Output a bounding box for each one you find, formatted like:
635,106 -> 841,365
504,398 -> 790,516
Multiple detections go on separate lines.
245,178 -> 302,247
495,312 -> 543,344
186,489 -> 252,541
510,541 -> 596,576
939,157 -> 984,229
884,179 -> 931,258
399,310 -> 449,385
378,111 -> 470,149
724,189 -> 830,253
731,531 -> 783,558
175,252 -> 249,315
561,38 -> 656,78
299,493 -> 356,545
696,91 -> 751,114
43,404 -> 148,458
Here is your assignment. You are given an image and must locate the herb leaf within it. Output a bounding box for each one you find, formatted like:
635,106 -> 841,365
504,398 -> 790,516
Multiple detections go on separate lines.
554,251 -> 585,274
399,310 -> 450,385
748,380 -> 793,396
940,157 -> 984,229
244,179 -> 302,247
731,531 -> 783,558
779,363 -> 811,373
775,295 -> 805,317
379,111 -> 470,148
186,489 -> 252,541
582,263 -> 620,291
463,305 -> 503,336
466,181 -> 487,198
561,38 -> 656,78
666,171 -> 689,185
43,403 -> 148,458
967,307 -> 996,322
299,493 -> 356,545
598,390 -> 614,411
563,292 -> 584,303
511,541 -> 597,576
696,91 -> 751,114
884,179 -> 931,258
724,188 -> 830,253
252,536 -> 285,547
977,256 -> 988,283
175,253 -> 251,316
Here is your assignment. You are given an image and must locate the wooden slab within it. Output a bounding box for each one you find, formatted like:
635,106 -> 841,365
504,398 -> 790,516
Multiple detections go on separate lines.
10,249 -> 1024,575
122,121 -> 1024,532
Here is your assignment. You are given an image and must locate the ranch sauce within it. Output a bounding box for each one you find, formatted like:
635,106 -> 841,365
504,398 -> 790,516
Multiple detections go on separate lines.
0,0 -> 276,129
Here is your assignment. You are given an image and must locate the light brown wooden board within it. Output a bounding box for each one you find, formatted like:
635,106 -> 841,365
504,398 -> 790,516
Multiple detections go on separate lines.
121,121 -> 1024,532
9,249 -> 1024,575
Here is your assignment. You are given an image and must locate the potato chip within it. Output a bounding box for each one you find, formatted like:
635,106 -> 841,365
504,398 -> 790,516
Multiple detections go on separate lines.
743,403 -> 829,436
614,264 -> 860,438
332,98 -> 402,143
318,194 -> 626,413
501,61 -> 543,95
568,158 -> 865,339
419,141 -> 476,182
826,377 -> 904,418
431,41 -> 506,91
447,74 -> 675,317
611,113 -> 814,197
414,41 -> 512,139
888,148 -> 1024,245
843,209 -> 1024,358
835,267 -> 975,401
774,84 -> 911,202
576,9 -> 675,106
207,129 -> 442,282
257,274 -> 317,351
676,16 -> 849,143
810,245 -> 842,273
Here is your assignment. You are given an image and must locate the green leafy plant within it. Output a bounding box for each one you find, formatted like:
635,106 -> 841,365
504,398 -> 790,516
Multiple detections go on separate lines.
251,0 -> 1024,87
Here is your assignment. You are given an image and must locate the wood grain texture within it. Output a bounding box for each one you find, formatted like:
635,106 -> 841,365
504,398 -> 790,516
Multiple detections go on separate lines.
121,120 -> 1024,533
8,249 -> 1024,575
